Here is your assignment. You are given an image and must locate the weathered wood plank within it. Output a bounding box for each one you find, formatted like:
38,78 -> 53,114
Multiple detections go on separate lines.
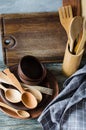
1,12 -> 67,66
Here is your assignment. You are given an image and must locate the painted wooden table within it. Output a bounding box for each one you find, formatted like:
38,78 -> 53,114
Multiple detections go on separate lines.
0,58 -> 86,130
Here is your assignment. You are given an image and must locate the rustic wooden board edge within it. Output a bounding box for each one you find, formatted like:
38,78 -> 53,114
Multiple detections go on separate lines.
1,12 -> 59,19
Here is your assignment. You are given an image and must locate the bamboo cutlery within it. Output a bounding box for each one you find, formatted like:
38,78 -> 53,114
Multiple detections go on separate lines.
59,5 -> 73,37
59,5 -> 86,76
59,5 -> 85,54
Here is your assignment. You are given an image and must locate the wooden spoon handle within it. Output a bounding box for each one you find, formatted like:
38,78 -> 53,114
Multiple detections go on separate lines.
22,83 -> 53,95
74,31 -> 83,54
0,101 -> 30,119
0,101 -> 17,112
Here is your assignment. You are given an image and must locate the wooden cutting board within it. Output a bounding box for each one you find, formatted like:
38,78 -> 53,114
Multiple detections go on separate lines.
1,12 -> 67,66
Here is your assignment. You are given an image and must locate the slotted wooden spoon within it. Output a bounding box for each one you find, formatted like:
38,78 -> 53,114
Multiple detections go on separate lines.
58,5 -> 73,37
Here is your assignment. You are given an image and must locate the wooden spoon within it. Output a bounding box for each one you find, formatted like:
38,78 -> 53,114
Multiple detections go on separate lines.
0,71 -> 42,103
0,101 -> 30,119
74,18 -> 86,54
69,16 -> 83,52
0,89 -> 29,110
2,68 -> 38,109
0,84 -> 21,103
24,87 -> 42,103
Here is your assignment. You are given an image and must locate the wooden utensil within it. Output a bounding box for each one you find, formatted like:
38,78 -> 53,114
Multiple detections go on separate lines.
62,41 -> 84,76
69,16 -> 83,52
0,84 -> 21,103
22,83 -> 53,95
0,71 -> 14,85
0,68 -> 53,95
24,86 -> 42,103
74,18 -> 86,54
0,101 -> 30,119
2,68 -> 38,109
0,89 -> 29,110
58,5 -> 73,37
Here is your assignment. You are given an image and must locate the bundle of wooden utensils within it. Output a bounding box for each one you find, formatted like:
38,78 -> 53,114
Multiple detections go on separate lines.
59,5 -> 86,76
0,55 -> 55,119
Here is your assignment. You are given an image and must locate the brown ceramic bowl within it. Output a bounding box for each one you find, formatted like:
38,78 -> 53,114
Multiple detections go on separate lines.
18,55 -> 47,85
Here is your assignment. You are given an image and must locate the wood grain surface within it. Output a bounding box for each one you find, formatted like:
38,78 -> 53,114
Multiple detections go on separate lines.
63,0 -> 81,16
1,12 -> 67,66
0,1 -> 85,130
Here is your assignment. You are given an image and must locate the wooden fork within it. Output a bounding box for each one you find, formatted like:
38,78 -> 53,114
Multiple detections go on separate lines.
58,5 -> 73,37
